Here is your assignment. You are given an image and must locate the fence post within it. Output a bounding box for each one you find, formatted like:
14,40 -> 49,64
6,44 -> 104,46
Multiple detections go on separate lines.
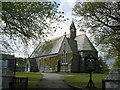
102,79 -> 105,90
26,77 -> 28,89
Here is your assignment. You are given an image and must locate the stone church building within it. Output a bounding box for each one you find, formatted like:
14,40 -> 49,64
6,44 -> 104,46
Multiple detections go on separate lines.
25,22 -> 101,73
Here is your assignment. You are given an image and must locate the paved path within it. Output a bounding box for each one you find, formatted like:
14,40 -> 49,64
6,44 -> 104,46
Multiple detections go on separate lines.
39,73 -> 74,89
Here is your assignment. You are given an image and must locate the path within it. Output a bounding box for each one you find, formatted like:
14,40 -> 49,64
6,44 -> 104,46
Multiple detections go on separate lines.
39,73 -> 74,89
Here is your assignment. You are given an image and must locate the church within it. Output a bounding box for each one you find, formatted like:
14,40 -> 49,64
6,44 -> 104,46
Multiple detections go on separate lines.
25,22 -> 101,73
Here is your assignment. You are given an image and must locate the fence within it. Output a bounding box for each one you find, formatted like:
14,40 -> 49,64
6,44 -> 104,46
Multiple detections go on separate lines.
10,77 -> 28,89
102,79 -> 120,90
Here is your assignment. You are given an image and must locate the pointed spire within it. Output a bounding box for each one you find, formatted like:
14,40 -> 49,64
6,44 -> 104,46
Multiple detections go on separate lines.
64,32 -> 66,37
70,21 -> 76,30
70,21 -> 76,39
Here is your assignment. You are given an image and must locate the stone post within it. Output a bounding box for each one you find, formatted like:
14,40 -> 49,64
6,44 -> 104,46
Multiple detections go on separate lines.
104,68 -> 120,89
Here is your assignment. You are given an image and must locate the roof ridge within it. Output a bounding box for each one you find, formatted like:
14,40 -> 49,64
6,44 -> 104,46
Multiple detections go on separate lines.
76,34 -> 86,37
46,34 -> 69,42
47,34 -> 85,42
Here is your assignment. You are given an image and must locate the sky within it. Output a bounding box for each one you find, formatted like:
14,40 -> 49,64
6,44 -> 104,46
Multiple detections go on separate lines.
46,0 -> 84,40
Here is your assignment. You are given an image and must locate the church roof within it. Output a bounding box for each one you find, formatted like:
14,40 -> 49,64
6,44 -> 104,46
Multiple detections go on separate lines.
30,34 -> 97,58
75,34 -> 97,51
30,36 -> 64,58
67,39 -> 78,55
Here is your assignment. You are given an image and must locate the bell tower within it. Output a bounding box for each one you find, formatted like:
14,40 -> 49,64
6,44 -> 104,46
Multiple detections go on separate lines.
70,21 -> 76,39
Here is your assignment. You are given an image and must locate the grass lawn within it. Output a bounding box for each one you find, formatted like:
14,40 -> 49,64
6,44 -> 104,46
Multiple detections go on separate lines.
16,72 -> 43,88
56,72 -> 107,89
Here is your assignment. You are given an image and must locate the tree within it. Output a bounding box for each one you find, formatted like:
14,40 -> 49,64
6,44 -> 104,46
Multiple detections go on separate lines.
1,2 -> 66,56
73,2 -> 120,58
98,56 -> 109,73
0,35 -> 14,54
1,2 -> 65,39
16,57 -> 27,72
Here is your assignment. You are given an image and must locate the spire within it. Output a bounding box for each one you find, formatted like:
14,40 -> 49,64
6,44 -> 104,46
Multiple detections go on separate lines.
70,21 -> 76,39
70,21 -> 76,30
64,32 -> 66,37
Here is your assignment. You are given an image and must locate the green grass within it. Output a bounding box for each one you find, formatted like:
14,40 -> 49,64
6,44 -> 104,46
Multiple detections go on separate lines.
16,72 -> 43,88
56,72 -> 107,89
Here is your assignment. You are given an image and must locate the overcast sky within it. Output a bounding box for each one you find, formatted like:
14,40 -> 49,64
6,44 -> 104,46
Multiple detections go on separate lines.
46,0 -> 84,40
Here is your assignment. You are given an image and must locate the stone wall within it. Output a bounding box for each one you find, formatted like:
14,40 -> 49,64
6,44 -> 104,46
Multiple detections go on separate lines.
105,68 -> 120,89
1,68 -> 14,89
71,54 -> 80,72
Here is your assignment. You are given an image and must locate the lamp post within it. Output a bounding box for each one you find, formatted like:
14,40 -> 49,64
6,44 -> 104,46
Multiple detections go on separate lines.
85,54 -> 96,88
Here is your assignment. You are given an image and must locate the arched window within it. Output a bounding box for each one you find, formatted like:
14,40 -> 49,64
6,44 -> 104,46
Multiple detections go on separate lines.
62,50 -> 67,64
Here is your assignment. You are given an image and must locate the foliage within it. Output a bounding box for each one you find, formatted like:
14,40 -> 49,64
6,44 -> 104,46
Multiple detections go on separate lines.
39,55 -> 61,72
67,53 -> 73,64
0,35 -> 14,54
42,40 -> 54,50
98,56 -> 109,73
16,58 -> 27,67
39,53 -> 73,72
113,56 -> 120,68
2,2 -> 66,39
15,58 -> 28,72
16,72 -> 43,88
39,55 -> 58,72
73,2 -> 120,58
1,2 -> 67,56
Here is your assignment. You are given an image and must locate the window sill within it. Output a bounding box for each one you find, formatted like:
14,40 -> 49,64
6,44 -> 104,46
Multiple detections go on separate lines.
61,63 -> 68,65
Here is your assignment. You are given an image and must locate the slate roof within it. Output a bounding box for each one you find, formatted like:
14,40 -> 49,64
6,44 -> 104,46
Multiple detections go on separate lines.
75,34 -> 97,51
30,34 -> 97,58
67,39 -> 78,55
31,36 -> 64,58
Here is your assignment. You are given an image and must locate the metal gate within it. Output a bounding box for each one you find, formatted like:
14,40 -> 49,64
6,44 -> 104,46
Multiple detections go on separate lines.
10,77 -> 28,89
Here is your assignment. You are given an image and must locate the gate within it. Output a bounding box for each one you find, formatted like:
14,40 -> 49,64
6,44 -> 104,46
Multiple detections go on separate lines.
10,77 -> 28,89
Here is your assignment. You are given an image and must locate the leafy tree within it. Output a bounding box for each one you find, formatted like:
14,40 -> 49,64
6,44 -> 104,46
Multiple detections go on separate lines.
98,56 -> 109,73
73,2 -> 120,58
1,2 -> 65,39
16,57 -> 27,72
16,58 -> 27,66
1,2 -> 66,56
0,35 -> 14,54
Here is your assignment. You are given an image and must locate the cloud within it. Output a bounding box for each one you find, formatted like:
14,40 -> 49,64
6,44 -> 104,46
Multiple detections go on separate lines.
47,0 -> 85,40
46,0 -> 76,39
58,0 -> 76,18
